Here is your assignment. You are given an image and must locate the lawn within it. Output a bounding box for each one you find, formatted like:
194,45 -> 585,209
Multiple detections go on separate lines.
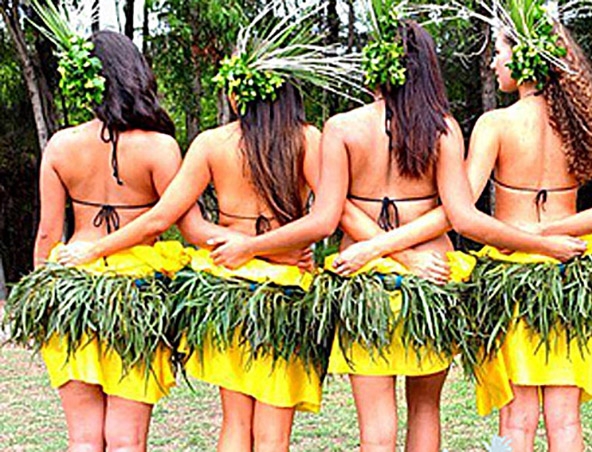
0,346 -> 590,451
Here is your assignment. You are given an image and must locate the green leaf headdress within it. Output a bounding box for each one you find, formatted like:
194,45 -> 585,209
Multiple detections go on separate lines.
213,0 -> 368,115
363,0 -> 407,89
403,0 -> 587,90
28,0 -> 104,124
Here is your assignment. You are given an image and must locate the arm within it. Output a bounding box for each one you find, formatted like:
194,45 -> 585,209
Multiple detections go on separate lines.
34,138 -> 67,268
541,211 -> 592,236
209,120 -> 348,267
438,115 -> 585,259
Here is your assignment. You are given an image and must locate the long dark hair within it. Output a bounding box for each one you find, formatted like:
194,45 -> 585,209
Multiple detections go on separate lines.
90,30 -> 175,184
543,25 -> 592,182
239,82 -> 306,225
380,20 -> 450,179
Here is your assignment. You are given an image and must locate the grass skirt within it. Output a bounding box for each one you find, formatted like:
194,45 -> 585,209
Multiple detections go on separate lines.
172,249 -> 324,412
470,241 -> 592,416
324,252 -> 476,376
4,241 -> 188,404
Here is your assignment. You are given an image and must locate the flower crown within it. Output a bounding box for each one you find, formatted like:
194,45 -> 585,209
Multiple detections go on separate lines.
214,0 -> 367,115
504,1 -> 566,89
363,0 -> 407,89
30,0 -> 104,124
400,0 -> 581,90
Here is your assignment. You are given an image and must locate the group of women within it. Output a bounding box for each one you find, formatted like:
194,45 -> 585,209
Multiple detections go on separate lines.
6,0 -> 592,451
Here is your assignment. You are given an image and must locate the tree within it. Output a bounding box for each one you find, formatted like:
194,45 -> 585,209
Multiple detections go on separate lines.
0,0 -> 57,150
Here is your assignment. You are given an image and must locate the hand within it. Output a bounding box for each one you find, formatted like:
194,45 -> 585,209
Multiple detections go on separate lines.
392,249 -> 450,285
55,241 -> 96,266
542,235 -> 586,262
332,241 -> 380,276
264,247 -> 315,272
208,236 -> 255,269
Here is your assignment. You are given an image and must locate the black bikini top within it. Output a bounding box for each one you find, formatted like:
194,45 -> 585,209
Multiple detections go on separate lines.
491,176 -> 578,222
348,192 -> 438,231
71,198 -> 157,233
218,209 -> 273,235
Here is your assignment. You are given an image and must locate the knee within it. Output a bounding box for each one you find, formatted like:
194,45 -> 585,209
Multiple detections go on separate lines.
359,423 -> 397,449
105,432 -> 146,452
544,407 -> 580,434
253,430 -> 290,452
68,440 -> 104,452
501,405 -> 539,435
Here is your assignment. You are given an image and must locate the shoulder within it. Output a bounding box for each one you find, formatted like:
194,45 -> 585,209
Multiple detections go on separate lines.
304,124 -> 321,144
186,122 -> 238,158
472,108 -> 509,135
43,122 -> 91,163
323,104 -> 372,135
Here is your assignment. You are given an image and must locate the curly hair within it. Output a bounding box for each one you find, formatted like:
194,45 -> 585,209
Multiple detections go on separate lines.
543,25 -> 592,182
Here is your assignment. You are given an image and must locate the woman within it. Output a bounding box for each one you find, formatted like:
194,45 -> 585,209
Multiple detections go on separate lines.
464,23 -> 592,452
55,4 -> 363,451
10,29 -> 185,451
329,4 -> 592,452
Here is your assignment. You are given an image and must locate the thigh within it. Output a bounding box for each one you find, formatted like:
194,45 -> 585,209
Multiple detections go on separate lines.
350,375 -> 397,433
253,401 -> 295,445
405,370 -> 447,404
220,387 -> 255,425
104,395 -> 153,449
58,381 -> 106,446
542,385 -> 581,425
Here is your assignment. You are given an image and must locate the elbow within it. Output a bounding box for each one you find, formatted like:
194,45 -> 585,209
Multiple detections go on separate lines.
446,208 -> 474,237
148,213 -> 170,237
313,214 -> 340,241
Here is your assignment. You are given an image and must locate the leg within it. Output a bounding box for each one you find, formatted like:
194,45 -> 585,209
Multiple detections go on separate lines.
252,401 -> 295,452
58,381 -> 106,452
350,375 -> 397,452
543,386 -> 583,452
499,384 -> 539,452
218,388 -> 255,452
405,370 -> 447,452
104,395 -> 153,452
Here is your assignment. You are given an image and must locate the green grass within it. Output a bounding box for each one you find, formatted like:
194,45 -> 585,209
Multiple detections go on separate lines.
0,346 -> 591,451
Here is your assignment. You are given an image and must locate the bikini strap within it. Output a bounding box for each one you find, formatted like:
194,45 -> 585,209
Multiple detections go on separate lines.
218,209 -> 272,235
101,123 -> 123,186
348,192 -> 438,232
71,198 -> 157,234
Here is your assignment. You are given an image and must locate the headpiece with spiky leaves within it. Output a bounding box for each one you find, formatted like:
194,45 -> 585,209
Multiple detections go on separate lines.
213,0 -> 367,115
401,0 -> 592,89
29,0 -> 104,124
363,0 -> 407,89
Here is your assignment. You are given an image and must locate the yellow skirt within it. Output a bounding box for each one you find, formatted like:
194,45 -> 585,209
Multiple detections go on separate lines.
178,249 -> 320,412
181,337 -> 321,413
328,251 -> 475,377
40,241 -> 188,404
328,291 -> 451,376
473,244 -> 592,416
42,335 -> 176,405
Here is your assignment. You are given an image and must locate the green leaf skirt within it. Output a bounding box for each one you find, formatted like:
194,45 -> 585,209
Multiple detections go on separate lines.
3,241 -> 188,403
468,245 -> 592,416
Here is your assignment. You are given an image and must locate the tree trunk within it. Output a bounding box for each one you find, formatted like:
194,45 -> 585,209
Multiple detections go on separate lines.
1,1 -> 55,151
186,69 -> 202,142
325,0 -> 339,115
91,0 -> 100,32
346,0 -> 355,52
480,23 -> 497,215
217,90 -> 231,125
124,0 -> 134,39
142,0 -> 149,55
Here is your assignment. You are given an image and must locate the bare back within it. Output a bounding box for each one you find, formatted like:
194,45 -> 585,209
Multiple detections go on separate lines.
40,119 -> 179,245
491,97 -> 577,226
334,100 -> 450,254
203,121 -> 319,236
